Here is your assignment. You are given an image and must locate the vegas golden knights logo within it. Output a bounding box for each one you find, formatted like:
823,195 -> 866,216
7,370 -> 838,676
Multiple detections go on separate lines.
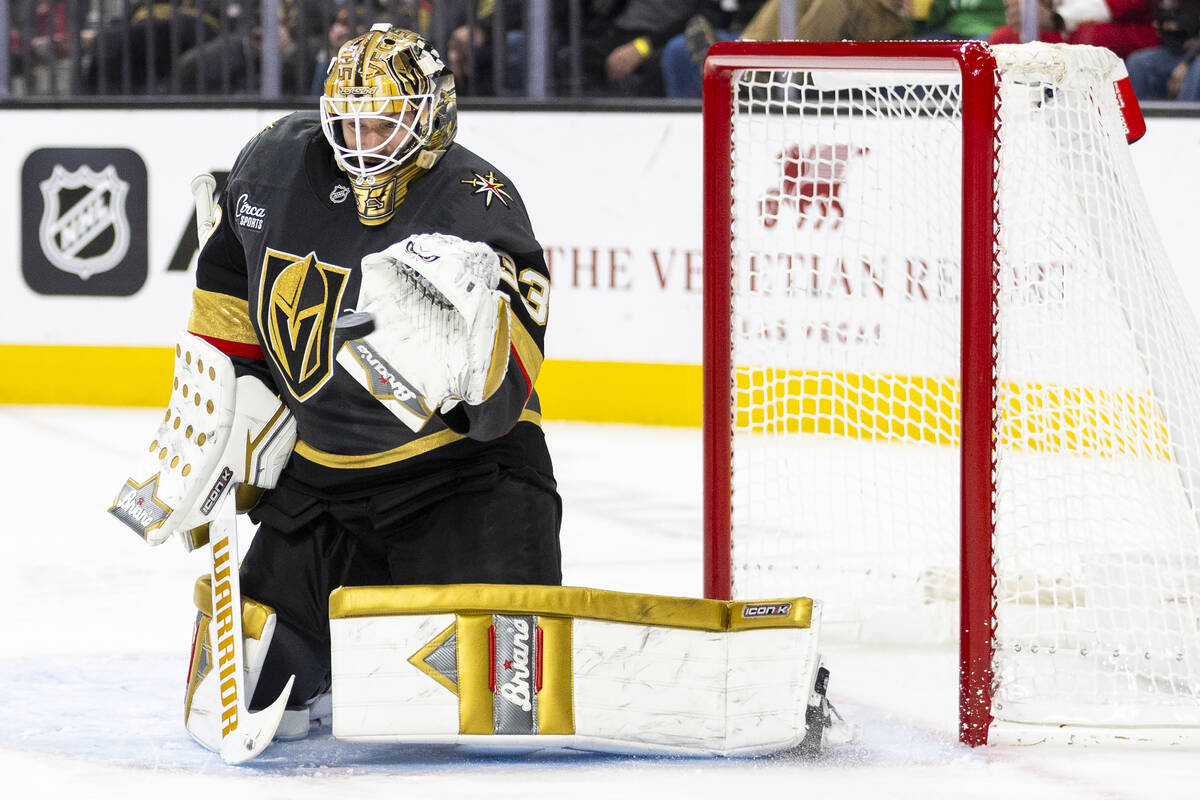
257,248 -> 351,401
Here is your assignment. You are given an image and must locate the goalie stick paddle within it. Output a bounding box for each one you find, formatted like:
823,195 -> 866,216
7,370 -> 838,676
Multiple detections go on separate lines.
207,487 -> 294,764
191,169 -> 293,762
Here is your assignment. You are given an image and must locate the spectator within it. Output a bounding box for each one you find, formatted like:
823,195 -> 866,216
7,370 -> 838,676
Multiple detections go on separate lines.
915,0 -> 1007,39
172,0 -> 324,95
661,1 -> 767,98
580,0 -> 703,96
445,1 -> 534,96
82,0 -> 220,94
9,0 -> 72,95
987,1 -> 1158,60
661,0 -> 910,98
1127,0 -> 1200,100
738,0 -> 912,43
308,4 -> 394,96
1174,42 -> 1200,98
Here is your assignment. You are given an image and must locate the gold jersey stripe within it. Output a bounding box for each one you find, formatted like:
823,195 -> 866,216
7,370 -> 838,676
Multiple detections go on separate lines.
329,584 -> 814,632
188,288 -> 259,346
482,301 -> 511,401
510,314 -> 543,384
294,408 -> 543,469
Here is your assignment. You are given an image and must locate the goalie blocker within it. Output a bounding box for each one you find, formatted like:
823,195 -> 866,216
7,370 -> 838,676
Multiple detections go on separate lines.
328,584 -> 847,756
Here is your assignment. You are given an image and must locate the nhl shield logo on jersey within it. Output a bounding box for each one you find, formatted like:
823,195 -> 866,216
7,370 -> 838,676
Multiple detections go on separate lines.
21,147 -> 148,296
257,248 -> 351,401
38,164 -> 131,279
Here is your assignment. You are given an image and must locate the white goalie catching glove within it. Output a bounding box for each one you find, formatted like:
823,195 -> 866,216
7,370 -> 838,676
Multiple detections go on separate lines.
336,233 -> 511,431
109,332 -> 297,548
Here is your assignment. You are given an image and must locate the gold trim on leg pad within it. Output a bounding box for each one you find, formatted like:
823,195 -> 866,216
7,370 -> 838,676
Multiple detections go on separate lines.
193,573 -> 276,639
330,584 -> 812,631
328,584 -> 821,755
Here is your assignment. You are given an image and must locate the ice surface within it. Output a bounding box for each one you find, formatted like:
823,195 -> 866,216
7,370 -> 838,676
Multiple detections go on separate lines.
0,407 -> 1194,799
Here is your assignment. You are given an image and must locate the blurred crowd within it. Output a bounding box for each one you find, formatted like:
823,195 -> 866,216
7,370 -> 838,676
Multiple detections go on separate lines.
5,0 -> 1199,101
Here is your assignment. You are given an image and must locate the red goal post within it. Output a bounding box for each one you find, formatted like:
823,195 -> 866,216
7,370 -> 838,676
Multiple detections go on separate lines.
701,40 -> 1200,747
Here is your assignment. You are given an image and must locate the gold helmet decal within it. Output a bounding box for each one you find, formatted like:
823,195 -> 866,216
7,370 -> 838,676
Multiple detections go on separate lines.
320,24 -> 458,225
258,248 -> 351,401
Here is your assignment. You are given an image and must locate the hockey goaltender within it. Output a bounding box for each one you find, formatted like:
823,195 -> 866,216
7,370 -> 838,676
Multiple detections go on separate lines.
108,24 -> 848,763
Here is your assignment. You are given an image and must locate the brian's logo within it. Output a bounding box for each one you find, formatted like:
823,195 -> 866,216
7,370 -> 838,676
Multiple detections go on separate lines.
108,473 -> 173,540
258,248 -> 351,402
491,614 -> 539,734
498,617 -> 533,712
22,148 -> 147,296
759,144 -> 869,230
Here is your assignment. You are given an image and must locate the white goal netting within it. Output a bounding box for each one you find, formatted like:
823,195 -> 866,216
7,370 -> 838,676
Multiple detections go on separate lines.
715,43 -> 1200,732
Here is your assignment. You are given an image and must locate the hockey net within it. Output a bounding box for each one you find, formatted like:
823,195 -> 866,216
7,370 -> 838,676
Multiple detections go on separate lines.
701,41 -> 1200,745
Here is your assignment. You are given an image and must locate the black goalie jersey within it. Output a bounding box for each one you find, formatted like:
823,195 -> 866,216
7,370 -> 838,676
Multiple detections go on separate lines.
188,111 -> 554,497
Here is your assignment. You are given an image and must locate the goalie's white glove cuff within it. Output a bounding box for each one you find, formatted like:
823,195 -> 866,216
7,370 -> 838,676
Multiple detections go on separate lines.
352,234 -> 511,413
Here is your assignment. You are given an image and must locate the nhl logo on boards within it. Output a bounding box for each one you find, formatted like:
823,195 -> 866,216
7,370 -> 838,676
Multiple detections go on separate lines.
38,165 -> 129,278
22,148 -> 148,296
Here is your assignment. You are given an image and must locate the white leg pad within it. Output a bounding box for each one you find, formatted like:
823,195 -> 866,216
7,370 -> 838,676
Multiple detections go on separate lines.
329,585 -> 826,756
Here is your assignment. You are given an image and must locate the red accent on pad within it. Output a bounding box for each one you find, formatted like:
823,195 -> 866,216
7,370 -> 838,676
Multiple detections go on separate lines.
186,618 -> 202,684
191,332 -> 265,361
535,625 -> 543,692
511,344 -> 533,403
488,625 -> 496,692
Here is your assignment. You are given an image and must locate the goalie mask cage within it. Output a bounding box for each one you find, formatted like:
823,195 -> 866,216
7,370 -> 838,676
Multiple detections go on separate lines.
701,40 -> 1200,747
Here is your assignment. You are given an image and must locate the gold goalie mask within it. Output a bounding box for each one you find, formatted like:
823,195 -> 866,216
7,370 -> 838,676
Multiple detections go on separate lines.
320,24 -> 458,225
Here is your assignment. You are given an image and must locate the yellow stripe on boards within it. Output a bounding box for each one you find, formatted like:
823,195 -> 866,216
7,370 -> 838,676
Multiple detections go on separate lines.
0,345 -> 704,426
536,360 -> 701,427
0,344 -> 172,406
734,368 -> 958,445
734,368 -> 1172,460
0,344 -> 1172,459
997,383 -> 1171,461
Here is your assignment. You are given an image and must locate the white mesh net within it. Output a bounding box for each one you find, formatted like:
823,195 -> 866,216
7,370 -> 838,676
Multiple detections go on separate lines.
716,43 -> 1200,731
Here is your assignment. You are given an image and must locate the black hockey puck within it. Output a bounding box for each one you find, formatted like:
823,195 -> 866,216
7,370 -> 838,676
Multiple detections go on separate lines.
334,311 -> 376,340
